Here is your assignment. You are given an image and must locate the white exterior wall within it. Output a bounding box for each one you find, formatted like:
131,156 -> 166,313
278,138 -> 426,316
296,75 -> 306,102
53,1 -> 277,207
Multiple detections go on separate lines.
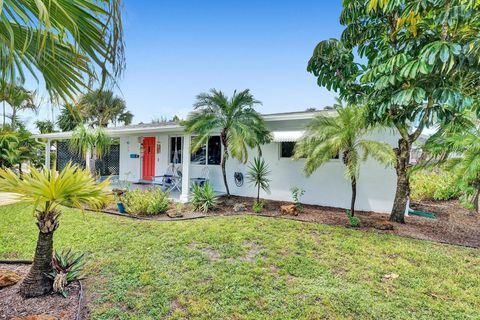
117,120 -> 399,213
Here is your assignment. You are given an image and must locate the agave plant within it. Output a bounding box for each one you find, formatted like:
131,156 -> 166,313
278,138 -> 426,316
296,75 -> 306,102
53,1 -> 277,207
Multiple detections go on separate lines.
47,249 -> 85,297
0,163 -> 110,297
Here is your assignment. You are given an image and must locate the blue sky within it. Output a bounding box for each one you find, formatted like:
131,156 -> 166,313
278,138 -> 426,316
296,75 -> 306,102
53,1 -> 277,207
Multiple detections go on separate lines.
33,1 -> 344,127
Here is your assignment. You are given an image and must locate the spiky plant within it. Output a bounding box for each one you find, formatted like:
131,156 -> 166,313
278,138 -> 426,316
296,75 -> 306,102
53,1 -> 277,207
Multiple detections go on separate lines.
294,104 -> 395,216
47,249 -> 85,297
191,182 -> 218,213
0,163 -> 110,297
247,157 -> 271,203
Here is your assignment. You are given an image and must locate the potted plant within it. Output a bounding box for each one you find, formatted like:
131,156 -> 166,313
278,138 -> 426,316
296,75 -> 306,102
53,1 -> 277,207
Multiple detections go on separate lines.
113,189 -> 126,213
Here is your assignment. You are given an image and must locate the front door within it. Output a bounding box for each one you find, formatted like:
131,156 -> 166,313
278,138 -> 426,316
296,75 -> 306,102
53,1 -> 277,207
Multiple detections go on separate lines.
142,137 -> 156,180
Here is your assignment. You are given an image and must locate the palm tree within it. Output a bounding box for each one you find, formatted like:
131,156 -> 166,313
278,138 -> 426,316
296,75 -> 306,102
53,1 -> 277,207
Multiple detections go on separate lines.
0,164 -> 111,297
0,130 -> 19,168
0,0 -> 124,101
35,120 -> 56,134
69,125 -> 111,175
247,157 -> 271,202
184,89 -> 272,196
78,90 -> 131,127
57,104 -> 86,132
294,105 -> 395,216
8,86 -> 36,129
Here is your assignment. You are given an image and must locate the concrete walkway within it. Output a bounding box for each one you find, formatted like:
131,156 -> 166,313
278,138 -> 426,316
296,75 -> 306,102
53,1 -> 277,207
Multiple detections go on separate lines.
0,193 -> 20,206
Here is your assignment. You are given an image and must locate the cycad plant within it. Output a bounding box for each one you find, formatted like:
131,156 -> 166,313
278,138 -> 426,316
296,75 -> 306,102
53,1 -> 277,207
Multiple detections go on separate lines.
69,125 -> 111,175
247,157 -> 270,203
0,164 -> 110,297
184,89 -> 271,196
294,104 -> 395,216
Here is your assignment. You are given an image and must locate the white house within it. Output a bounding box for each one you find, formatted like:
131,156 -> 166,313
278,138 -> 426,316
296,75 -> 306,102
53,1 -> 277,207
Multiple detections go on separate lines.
35,110 -> 398,213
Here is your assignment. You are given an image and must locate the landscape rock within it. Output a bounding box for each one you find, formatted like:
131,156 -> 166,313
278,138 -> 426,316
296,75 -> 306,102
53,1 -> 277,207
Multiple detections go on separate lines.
0,269 -> 22,288
233,203 -> 246,212
12,316 -> 58,320
374,220 -> 394,230
280,204 -> 298,216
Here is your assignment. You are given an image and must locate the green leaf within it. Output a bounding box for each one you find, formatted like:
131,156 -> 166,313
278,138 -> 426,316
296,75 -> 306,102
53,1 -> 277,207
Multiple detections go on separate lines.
439,45 -> 450,63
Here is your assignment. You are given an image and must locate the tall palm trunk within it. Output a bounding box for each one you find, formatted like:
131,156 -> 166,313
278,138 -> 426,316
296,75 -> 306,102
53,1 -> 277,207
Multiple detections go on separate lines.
11,107 -> 16,129
350,176 -> 357,216
390,138 -> 410,223
220,130 -> 230,196
20,211 -> 59,297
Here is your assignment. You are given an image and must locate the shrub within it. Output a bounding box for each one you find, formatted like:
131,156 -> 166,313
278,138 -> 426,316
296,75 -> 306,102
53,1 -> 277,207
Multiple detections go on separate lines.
252,200 -> 264,213
47,249 -> 85,297
191,182 -> 218,212
290,187 -> 305,212
121,188 -> 171,215
410,170 -> 461,201
346,210 -> 360,227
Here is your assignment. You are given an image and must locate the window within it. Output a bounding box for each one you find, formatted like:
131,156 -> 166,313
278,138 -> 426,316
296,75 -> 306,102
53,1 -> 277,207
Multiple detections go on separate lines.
280,142 -> 296,158
191,143 -> 206,165
190,136 -> 221,165
280,141 -> 338,159
170,136 -> 183,163
207,136 -> 221,165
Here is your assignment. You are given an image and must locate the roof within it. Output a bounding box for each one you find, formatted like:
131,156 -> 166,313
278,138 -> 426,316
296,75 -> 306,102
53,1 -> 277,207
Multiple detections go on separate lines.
34,110 -> 332,140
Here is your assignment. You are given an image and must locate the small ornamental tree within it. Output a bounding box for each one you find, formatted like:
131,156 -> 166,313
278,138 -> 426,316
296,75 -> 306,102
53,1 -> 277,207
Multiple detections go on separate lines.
307,0 -> 480,223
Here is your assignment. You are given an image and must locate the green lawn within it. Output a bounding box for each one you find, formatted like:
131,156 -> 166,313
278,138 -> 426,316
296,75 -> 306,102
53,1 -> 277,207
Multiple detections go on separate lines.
1,203 -> 479,319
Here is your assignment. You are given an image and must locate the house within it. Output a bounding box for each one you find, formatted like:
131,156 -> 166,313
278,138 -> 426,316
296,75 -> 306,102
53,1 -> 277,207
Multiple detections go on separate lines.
35,110 -> 398,213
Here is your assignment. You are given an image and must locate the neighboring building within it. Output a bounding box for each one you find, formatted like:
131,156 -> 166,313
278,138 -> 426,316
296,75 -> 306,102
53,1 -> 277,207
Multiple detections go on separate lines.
35,111 -> 399,213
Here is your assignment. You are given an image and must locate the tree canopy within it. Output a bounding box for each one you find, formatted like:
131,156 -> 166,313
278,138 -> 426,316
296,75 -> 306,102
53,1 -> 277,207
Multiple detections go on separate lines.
307,0 -> 480,222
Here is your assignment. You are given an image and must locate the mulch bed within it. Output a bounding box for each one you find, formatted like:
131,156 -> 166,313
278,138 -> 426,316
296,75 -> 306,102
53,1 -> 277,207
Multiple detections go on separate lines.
0,264 -> 83,320
211,196 -> 480,248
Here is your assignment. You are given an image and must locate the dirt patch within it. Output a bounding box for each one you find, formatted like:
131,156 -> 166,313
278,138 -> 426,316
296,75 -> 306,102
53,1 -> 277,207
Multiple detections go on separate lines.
188,243 -> 221,261
240,243 -> 263,263
212,196 -> 480,248
0,264 -> 83,320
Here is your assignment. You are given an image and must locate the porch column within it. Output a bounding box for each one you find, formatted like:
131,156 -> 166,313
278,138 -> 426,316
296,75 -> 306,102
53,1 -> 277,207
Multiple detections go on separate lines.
45,139 -> 51,169
180,134 -> 191,203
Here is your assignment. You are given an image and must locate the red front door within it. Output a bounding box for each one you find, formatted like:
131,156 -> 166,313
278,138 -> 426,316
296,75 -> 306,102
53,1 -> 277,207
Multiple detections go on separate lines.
142,137 -> 156,180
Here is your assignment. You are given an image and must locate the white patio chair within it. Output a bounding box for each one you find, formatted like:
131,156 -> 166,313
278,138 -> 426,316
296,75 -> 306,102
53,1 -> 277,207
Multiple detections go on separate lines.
190,166 -> 210,188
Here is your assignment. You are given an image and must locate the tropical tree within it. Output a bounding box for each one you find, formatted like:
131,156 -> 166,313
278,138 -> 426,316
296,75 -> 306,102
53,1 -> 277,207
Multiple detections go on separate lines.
247,157 -> 271,202
57,104 -> 86,132
35,120 -> 56,134
69,125 -> 111,175
0,0 -> 124,101
307,0 -> 480,222
184,89 -> 272,196
0,164 -> 111,297
8,86 -> 36,129
294,105 -> 395,216
78,90 -> 132,127
0,130 -> 19,168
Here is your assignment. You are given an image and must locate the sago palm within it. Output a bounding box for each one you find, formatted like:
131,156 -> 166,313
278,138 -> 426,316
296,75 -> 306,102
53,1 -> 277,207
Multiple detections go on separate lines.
294,105 -> 395,216
70,125 -> 111,175
0,164 -> 111,297
0,0 -> 124,101
184,89 -> 272,196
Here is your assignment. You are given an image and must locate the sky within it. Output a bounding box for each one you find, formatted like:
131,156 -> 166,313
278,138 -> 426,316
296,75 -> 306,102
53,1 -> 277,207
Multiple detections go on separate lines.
31,1 -> 344,128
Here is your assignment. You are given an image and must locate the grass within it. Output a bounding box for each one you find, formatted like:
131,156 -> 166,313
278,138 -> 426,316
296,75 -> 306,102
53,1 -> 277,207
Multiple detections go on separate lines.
1,203 -> 479,319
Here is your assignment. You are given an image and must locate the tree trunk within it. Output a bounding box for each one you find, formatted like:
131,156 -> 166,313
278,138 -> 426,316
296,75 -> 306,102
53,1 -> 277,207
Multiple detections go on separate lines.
2,101 -> 5,127
472,188 -> 480,214
11,108 -> 16,129
220,130 -> 230,196
350,176 -> 357,216
390,138 -> 411,223
257,185 -> 260,203
221,149 -> 230,196
91,146 -> 97,176
19,230 -> 54,297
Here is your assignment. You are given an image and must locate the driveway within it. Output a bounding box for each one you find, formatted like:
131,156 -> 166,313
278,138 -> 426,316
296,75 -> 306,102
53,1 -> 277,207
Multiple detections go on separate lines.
0,193 -> 20,206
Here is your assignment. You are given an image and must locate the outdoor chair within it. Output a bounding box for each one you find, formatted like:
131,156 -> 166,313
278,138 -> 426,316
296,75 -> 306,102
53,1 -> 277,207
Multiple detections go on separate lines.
190,166 -> 210,188
154,164 -> 182,192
